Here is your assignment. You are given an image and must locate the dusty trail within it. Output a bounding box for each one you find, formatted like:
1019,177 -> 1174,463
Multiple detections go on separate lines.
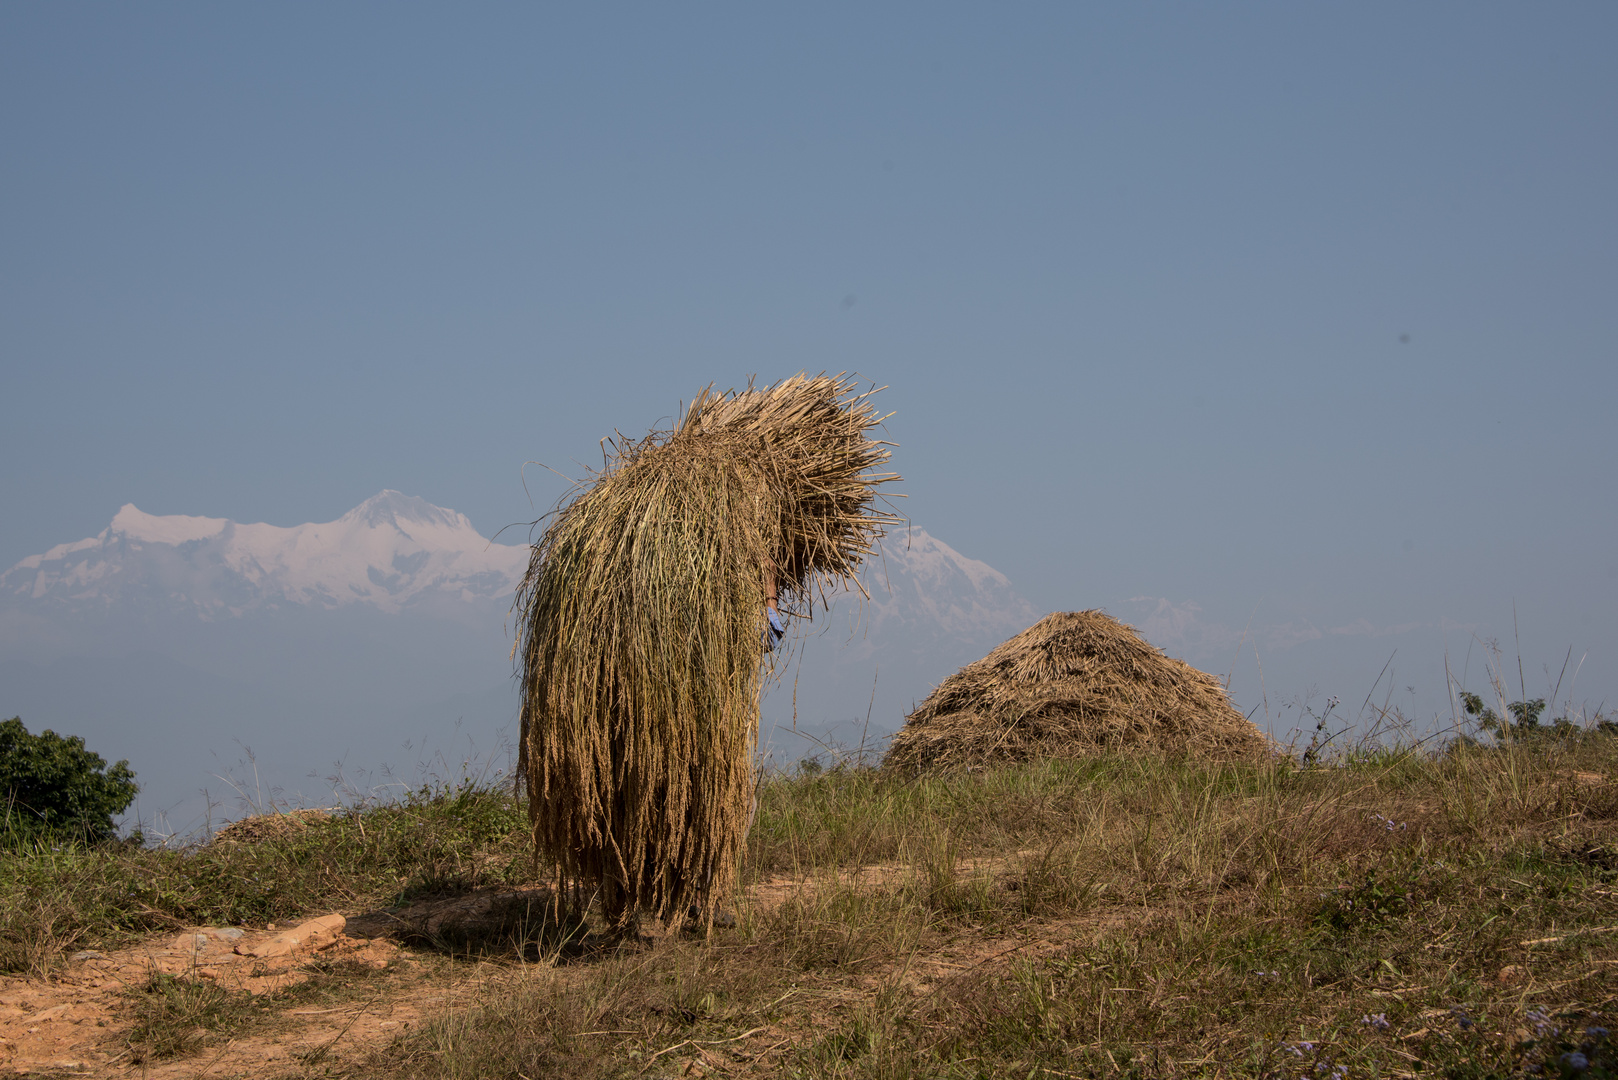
0,917 -> 413,1076
0,861 -> 1126,1078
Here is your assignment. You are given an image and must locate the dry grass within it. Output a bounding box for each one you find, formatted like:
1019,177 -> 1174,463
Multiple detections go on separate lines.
7,726 -> 1618,1078
884,610 -> 1271,773
320,729 -> 1618,1080
211,808 -> 335,846
514,374 -> 900,929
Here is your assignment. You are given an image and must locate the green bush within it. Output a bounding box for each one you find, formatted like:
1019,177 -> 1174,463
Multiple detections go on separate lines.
0,717 -> 137,847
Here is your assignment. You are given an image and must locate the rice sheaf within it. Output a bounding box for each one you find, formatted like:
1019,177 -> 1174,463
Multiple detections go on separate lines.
515,374 -> 900,930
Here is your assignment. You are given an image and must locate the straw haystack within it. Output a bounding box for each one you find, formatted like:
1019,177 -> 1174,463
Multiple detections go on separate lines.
516,374 -> 899,929
883,611 -> 1268,772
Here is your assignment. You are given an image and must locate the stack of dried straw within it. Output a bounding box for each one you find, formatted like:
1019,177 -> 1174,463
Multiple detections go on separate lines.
516,374 -> 899,929
883,611 -> 1269,773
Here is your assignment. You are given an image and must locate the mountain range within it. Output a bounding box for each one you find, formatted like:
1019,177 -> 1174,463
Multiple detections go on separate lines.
0,492 -> 1039,835
1,491 -> 525,619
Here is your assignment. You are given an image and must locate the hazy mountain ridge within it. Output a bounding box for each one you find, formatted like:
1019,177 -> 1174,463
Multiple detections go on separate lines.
1,491 -> 529,618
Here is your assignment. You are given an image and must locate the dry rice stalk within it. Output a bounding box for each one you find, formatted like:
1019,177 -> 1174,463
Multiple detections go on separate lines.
516,374 -> 900,929
883,611 -> 1271,773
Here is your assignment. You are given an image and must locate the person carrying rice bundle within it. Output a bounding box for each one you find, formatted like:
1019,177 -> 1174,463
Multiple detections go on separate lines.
515,374 -> 899,934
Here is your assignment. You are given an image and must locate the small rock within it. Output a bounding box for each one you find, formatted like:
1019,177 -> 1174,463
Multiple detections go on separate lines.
236,914 -> 346,958
69,951 -> 107,962
22,1005 -> 72,1025
202,927 -> 244,941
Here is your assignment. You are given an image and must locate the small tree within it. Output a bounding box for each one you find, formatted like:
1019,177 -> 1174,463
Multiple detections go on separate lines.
0,717 -> 138,846
1458,692 -> 1585,742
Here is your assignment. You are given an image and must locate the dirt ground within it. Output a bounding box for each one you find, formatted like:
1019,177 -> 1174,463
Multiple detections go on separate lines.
0,915 -> 417,1077
0,863 -> 1110,1078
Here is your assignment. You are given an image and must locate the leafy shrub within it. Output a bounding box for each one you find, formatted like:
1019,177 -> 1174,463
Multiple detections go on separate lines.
1315,870 -> 1413,934
1458,691 -> 1618,744
0,717 -> 137,846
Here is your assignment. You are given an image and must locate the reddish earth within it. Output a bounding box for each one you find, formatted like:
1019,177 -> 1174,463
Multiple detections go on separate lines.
0,863 -> 1117,1078
0,916 -> 417,1077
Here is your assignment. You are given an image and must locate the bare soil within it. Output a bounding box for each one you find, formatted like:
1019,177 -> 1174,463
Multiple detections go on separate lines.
0,917 -> 412,1076
0,865 -> 1125,1078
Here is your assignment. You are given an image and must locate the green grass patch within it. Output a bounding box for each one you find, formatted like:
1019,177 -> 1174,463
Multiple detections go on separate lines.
125,969 -> 261,1062
0,779 -> 537,976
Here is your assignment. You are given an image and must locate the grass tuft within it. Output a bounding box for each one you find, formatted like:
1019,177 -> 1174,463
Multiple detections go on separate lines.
126,969 -> 259,1062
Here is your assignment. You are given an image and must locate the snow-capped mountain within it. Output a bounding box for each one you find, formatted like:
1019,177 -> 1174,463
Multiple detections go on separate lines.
0,493 -> 1032,644
856,528 -> 1038,645
0,491 -> 530,618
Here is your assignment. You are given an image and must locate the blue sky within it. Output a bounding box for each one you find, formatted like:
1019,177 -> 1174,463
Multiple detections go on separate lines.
4,4 -> 1615,730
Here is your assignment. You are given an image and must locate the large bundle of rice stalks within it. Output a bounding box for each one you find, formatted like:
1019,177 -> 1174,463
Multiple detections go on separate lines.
516,374 -> 899,929
883,611 -> 1269,773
